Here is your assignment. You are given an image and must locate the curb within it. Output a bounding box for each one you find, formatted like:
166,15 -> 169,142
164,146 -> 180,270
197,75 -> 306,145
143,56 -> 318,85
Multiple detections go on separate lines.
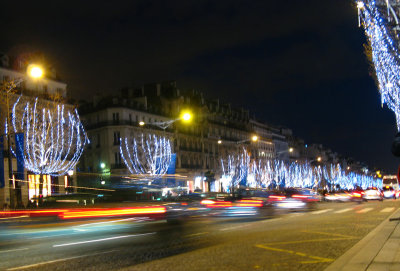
325,208 -> 400,271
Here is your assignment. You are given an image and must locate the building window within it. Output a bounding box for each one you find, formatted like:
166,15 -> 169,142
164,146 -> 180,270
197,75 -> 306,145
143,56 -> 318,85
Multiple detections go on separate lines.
113,131 -> 120,145
112,113 -> 119,123
114,152 -> 121,165
96,134 -> 100,148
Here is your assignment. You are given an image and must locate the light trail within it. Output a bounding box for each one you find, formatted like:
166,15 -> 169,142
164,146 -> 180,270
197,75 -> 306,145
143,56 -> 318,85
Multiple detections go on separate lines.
53,232 -> 155,247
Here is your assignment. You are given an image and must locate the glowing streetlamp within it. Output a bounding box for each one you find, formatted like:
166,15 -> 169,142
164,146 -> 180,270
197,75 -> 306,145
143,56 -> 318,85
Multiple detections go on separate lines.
139,110 -> 193,130
27,64 -> 44,79
180,111 -> 192,122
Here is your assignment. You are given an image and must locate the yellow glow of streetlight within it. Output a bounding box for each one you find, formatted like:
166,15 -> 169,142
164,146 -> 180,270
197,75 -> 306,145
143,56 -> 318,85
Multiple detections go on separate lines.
251,135 -> 258,142
139,121 -> 145,126
289,147 -> 293,153
317,157 -> 322,162
27,64 -> 44,79
181,111 -> 192,122
217,140 -> 222,144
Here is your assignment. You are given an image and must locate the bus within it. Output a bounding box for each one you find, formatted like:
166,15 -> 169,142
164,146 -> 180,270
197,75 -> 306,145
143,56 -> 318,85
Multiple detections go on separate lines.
382,175 -> 400,199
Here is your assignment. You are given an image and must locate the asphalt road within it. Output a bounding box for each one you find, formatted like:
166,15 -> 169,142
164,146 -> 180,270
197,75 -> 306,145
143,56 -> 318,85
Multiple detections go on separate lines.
1,200 -> 399,271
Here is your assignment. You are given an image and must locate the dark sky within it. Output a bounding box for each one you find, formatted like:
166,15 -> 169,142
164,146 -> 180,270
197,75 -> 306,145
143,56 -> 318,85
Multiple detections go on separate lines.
1,0 -> 399,172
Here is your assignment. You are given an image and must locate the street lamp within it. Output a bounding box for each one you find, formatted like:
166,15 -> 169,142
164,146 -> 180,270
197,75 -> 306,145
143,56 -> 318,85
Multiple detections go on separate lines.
234,135 -> 259,145
2,64 -> 44,208
138,110 -> 193,130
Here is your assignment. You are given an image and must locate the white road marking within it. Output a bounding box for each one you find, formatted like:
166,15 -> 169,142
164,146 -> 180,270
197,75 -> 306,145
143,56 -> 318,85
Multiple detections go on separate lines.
261,217 -> 282,223
53,232 -> 155,247
334,208 -> 353,214
357,208 -> 373,214
290,213 -> 305,217
0,248 -> 28,254
311,209 -> 332,214
6,250 -> 119,270
220,225 -> 246,231
381,207 -> 395,213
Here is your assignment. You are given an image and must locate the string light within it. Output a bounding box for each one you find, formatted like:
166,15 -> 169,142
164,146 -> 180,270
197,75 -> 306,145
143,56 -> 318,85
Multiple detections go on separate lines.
120,134 -> 172,179
220,148 -> 250,191
357,0 -> 400,130
11,97 -> 89,176
220,154 -> 381,190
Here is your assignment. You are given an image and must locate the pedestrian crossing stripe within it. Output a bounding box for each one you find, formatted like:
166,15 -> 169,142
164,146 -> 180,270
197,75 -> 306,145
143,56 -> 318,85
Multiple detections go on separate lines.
334,208 -> 352,214
380,207 -> 395,213
356,208 -> 373,213
311,209 -> 332,214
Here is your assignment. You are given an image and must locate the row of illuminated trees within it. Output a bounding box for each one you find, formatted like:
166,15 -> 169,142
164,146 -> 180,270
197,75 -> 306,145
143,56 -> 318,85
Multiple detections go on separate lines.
119,135 -> 381,192
220,148 -> 382,192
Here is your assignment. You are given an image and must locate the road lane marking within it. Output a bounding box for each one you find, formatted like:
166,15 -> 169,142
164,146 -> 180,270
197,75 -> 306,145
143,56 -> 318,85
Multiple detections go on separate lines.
53,232 -> 155,247
301,230 -> 356,239
381,207 -> 395,213
0,248 -> 28,254
184,232 -> 208,238
290,213 -> 305,217
255,244 -> 334,263
311,209 -> 332,214
357,208 -> 373,214
261,237 -> 355,246
334,208 -> 353,214
6,250 -> 119,270
261,217 -> 282,223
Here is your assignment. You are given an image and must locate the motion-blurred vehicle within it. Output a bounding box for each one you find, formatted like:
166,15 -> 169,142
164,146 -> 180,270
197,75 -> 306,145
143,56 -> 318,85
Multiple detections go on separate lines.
324,190 -> 352,202
363,187 -> 383,201
165,190 -> 276,222
383,186 -> 396,199
273,188 -> 320,211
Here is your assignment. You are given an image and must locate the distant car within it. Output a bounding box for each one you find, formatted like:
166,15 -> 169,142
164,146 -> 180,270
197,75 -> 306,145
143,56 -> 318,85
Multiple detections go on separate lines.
363,187 -> 383,201
383,186 -> 396,199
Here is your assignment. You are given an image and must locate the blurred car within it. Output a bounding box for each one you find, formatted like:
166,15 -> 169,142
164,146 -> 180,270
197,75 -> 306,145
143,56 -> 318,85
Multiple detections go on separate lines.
348,188 -> 365,202
363,187 -> 383,201
165,190 -> 277,222
164,192 -> 227,223
324,190 -> 352,202
273,188 -> 320,211
383,186 -> 396,199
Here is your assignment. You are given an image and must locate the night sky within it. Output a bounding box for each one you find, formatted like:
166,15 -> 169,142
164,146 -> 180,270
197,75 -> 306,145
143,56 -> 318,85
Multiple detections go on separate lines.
1,0 -> 398,172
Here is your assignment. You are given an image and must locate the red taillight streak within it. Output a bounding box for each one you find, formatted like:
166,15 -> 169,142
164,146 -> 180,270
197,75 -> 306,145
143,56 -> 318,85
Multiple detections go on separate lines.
292,194 -> 309,199
61,207 -> 166,219
206,201 -> 232,208
269,195 -> 286,201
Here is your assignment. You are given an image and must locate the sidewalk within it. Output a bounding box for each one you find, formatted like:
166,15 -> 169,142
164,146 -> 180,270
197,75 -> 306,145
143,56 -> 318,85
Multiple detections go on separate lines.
325,208 -> 400,271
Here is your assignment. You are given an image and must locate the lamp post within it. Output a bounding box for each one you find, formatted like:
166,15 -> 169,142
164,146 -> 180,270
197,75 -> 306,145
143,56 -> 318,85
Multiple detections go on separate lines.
276,147 -> 294,160
139,110 -> 192,131
2,64 -> 44,208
